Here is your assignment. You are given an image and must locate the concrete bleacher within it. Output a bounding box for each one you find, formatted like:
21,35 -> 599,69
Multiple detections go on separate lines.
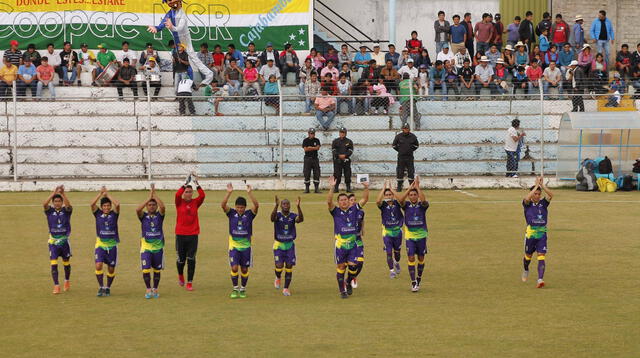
0,92 -> 576,179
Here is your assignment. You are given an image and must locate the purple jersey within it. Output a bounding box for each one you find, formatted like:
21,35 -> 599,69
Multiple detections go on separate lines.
402,201 -> 429,239
274,212 -> 298,242
45,206 -> 72,238
227,209 -> 256,238
379,200 -> 404,228
93,209 -> 119,242
523,199 -> 549,227
139,212 -> 165,252
330,206 -> 359,250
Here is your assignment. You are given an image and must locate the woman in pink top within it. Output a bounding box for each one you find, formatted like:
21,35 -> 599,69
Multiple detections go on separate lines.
242,61 -> 261,96
306,48 -> 326,71
371,77 -> 395,114
577,45 -> 593,73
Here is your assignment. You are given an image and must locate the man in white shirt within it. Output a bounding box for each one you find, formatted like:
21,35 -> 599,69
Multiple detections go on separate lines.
504,119 -> 525,178
436,44 -> 454,63
117,41 -> 137,67
44,43 -> 61,85
371,43 -> 386,66
398,58 -> 419,80
177,77 -> 195,115
474,56 -> 498,94
542,61 -> 563,94
259,58 -> 281,84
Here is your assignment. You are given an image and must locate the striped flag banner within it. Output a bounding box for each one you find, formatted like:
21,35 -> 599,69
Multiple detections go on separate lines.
0,0 -> 313,51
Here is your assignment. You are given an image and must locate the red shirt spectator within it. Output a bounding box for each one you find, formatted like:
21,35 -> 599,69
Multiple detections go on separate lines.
526,64 -> 543,81
175,186 -> 205,235
212,52 -> 225,67
551,19 -> 569,44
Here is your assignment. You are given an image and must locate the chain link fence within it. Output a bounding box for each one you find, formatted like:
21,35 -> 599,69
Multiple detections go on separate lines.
1,78 -> 632,181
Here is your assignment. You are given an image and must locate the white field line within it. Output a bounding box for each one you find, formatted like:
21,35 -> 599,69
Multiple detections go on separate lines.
454,189 -> 479,198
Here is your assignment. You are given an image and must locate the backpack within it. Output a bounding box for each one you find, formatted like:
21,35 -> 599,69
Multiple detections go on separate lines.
596,177 -> 617,192
620,175 -> 634,191
598,156 -> 613,174
576,159 -> 597,191
633,159 -> 640,173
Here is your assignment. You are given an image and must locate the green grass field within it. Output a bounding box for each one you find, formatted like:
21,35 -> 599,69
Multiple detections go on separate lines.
1,188 -> 639,357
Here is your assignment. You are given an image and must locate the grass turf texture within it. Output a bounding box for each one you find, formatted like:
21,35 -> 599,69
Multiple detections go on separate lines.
0,189 -> 638,356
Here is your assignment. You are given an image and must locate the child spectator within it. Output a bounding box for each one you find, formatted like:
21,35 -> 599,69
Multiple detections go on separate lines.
406,31 -> 424,62
512,66 -> 529,92
417,64 -> 429,95
336,73 -> 354,115
321,73 -> 338,95
204,80 -> 227,116
264,74 -> 280,113
371,76 -> 394,114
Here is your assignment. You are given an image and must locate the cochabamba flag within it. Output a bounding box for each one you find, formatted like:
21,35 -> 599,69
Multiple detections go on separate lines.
0,0 -> 313,51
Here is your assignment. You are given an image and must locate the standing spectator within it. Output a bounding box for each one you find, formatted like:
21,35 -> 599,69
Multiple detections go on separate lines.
314,86 -> 337,130
94,43 -> 116,86
244,42 -> 261,67
571,15 -> 585,51
17,57 -> 37,98
320,59 -> 340,81
371,44 -> 385,66
353,45 -> 371,75
535,12 -> 552,39
550,14 -> 570,47
77,43 -> 96,86
406,31 -> 424,62
590,10 -> 614,65
450,15 -> 467,56
177,77 -> 196,116
280,44 -> 300,85
302,128 -> 321,193
263,75 -> 280,113
436,44 -> 454,63
492,14 -> 504,51
558,43 -> 576,74
543,61 -> 562,94
398,73 -> 418,126
458,59 -> 475,94
4,40 -> 22,67
196,43 -> 214,84
173,43 -> 191,94
336,73 -> 353,115
385,44 -> 400,69
115,58 -> 138,100
242,60 -> 261,96
463,13 -> 475,56
331,127 -> 354,192
565,60 -> 585,111
59,41 -> 78,86
398,58 -> 418,80
259,42 -> 281,69
474,56 -> 498,95
117,41 -> 137,67
453,46 -> 471,69
22,44 -> 41,67
380,60 -> 400,94
434,11 -> 451,54
615,44 -> 632,79
139,57 -> 161,99
416,49 -> 433,69
506,17 -> 521,47
0,57 -> 17,99
298,58 -> 316,95
259,58 -> 281,84
519,11 -> 536,51
371,76 -> 394,114
224,59 -> 242,95
429,60 -> 447,99
227,43 -> 245,68
474,13 -> 496,55
338,44 -> 352,68
36,56 -> 55,99
526,61 -> 543,93
304,72 -> 321,113
504,119 -> 525,178
393,123 -> 419,192
538,29 -> 550,56
485,45 -> 501,67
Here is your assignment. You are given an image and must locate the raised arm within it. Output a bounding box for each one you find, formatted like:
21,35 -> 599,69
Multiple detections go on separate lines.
193,174 -> 205,207
221,183 -> 233,213
524,177 -> 542,204
43,186 -> 59,210
136,189 -> 152,218
90,186 -> 107,212
271,195 -> 279,222
327,176 -> 336,211
59,185 -> 71,210
375,180 -> 387,206
104,189 -> 120,214
414,176 -> 426,203
397,181 -> 412,206
358,181 -> 370,207
540,176 -> 554,201
295,197 -> 304,223
246,185 -> 259,215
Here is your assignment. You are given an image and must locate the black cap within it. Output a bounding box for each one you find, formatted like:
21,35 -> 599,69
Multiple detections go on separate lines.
80,43 -> 88,47
27,43 -> 35,49
339,127 -> 347,133
308,128 -> 315,133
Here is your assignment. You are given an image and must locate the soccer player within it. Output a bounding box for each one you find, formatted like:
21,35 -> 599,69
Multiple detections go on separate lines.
398,176 -> 429,292
175,172 -> 205,291
327,176 -> 360,299
270,196 -> 304,296
136,183 -> 166,299
90,186 -> 120,297
346,182 -> 369,288
221,183 -> 259,299
43,185 -> 72,294
522,176 -> 554,288
376,179 -> 404,278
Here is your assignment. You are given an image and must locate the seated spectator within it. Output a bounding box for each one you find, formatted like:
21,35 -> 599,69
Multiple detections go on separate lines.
543,61 -> 563,94
116,58 -> 138,100
436,44 -> 454,63
93,43 -> 116,87
204,80 -> 227,116
336,73 -> 354,115
632,43 -> 640,68
353,45 -> 371,75
280,44 -> 300,85
244,42 -> 261,68
604,86 -> 621,107
406,30 -> 424,62
591,53 -> 608,86
59,41 -> 78,86
117,41 -> 137,67
23,44 -> 41,67
263,74 -> 280,113
493,58 -> 508,94
242,60 -> 261,96
558,43 -> 576,74
416,49 -> 432,69
577,44 -> 593,74
458,59 -> 475,94
259,58 -> 281,84
43,43 -> 61,85
177,77 -> 196,116
259,42 -> 280,69
385,44 -> 400,69
212,44 -> 226,80
371,76 -> 394,114
224,59 -> 242,95
609,73 -> 626,94
298,58 -> 316,94
514,42 -> 530,68
361,59 -> 379,81
616,44 -> 632,79
325,46 -> 339,66
512,66 -> 529,92
139,57 -> 161,99
36,56 -> 55,99
502,45 -> 516,70
339,63 -> 351,84
352,78 -> 372,114
138,43 -> 159,68
380,59 -> 400,94
308,48 -> 326,71
474,56 -> 498,95
526,61 -> 543,94
17,56 -> 37,98
417,64 -> 429,95
429,60 -> 447,99
485,45 -> 501,68
338,44 -> 352,68
196,43 -> 214,84
314,86 -> 337,130
320,59 -> 340,81
444,60 -> 459,95
631,62 -> 640,98
371,44 -> 385,66
453,46 -> 471,70
529,45 -> 542,65
472,51 -> 483,67
544,44 -> 559,67
227,43 -> 245,68
78,43 -> 96,86
321,73 -> 338,95
397,48 -> 410,69
304,72 -> 321,113
398,58 -> 418,81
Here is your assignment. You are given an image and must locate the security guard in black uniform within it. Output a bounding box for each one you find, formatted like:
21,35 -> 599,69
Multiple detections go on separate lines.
331,127 -> 354,192
302,128 -> 321,193
392,122 -> 419,191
